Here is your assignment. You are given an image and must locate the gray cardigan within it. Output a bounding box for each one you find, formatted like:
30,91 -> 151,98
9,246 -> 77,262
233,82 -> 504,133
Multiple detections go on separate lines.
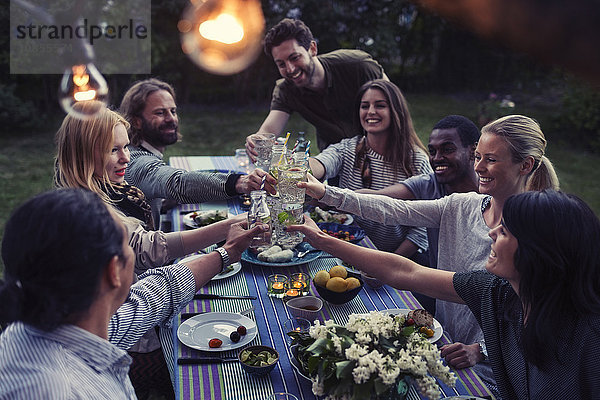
320,187 -> 496,387
125,143 -> 239,227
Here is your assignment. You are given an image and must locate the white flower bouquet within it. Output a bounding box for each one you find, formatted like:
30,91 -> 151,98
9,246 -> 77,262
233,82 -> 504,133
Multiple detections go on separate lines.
290,311 -> 456,400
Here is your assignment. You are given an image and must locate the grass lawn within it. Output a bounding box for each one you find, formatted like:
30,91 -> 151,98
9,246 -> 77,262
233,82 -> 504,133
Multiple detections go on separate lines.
1,92 -> 599,276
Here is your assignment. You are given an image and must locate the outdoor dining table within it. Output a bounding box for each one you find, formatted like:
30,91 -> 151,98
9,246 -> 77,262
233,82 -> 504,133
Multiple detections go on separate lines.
160,155 -> 495,400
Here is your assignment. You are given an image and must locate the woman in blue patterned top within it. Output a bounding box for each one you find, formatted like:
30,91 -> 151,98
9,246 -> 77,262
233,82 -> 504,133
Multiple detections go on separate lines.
288,189 -> 600,399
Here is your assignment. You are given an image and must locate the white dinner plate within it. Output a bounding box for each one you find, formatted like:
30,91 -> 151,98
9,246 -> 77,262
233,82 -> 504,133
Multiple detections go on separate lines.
382,308 -> 443,343
341,214 -> 354,225
183,210 -> 230,229
178,253 -> 242,281
177,312 -> 257,352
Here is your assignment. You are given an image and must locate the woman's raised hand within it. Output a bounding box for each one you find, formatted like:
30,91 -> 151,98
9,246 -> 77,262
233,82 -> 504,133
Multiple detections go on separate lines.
285,215 -> 330,250
299,173 -> 326,200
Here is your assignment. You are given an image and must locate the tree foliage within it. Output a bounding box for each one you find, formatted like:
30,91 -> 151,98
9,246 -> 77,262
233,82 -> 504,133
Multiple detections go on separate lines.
555,76 -> 600,152
0,0 -> 593,145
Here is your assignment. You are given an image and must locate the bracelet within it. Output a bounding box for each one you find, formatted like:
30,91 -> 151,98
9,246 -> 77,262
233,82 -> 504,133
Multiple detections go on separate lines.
478,340 -> 489,361
214,247 -> 230,274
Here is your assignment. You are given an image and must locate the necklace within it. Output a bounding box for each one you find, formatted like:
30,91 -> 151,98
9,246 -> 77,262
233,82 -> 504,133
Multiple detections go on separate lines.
481,195 -> 492,213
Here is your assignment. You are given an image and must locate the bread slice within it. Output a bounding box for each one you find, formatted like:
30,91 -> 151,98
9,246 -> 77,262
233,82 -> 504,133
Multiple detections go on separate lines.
407,309 -> 434,328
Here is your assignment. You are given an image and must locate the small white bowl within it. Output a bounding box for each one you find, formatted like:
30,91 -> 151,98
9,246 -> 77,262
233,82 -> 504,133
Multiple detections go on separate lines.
285,296 -> 323,322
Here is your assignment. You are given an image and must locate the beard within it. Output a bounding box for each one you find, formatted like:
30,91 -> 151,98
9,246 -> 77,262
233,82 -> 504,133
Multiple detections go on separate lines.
287,57 -> 316,88
141,117 -> 179,147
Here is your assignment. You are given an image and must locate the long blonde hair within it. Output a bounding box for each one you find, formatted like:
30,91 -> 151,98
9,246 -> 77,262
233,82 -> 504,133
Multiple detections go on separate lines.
482,115 -> 559,191
54,102 -> 130,204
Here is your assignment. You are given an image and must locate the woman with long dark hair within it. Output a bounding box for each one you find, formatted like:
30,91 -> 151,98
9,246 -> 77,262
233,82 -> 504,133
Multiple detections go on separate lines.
309,79 -> 431,259
288,189 -> 600,399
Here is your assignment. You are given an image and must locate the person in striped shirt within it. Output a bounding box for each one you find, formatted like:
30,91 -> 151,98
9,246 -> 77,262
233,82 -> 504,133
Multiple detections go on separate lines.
309,79 -> 431,263
0,188 -> 263,399
54,102 -> 260,399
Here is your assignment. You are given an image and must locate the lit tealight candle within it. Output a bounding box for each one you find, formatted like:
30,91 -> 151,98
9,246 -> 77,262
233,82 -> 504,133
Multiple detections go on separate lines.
285,289 -> 299,297
291,272 -> 310,295
292,281 -> 304,289
268,274 -> 289,298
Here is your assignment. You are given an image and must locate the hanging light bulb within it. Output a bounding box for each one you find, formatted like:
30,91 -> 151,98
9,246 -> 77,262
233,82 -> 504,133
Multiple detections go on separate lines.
179,0 -> 265,75
58,62 -> 109,119
55,22 -> 110,120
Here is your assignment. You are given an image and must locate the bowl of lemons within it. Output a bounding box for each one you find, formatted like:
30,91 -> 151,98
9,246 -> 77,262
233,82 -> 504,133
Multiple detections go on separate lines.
313,265 -> 363,304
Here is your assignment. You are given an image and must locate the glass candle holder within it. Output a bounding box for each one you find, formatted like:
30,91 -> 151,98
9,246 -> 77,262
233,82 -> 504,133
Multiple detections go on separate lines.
282,317 -> 311,345
276,203 -> 304,248
290,272 -> 310,296
268,274 -> 288,298
283,285 -> 300,300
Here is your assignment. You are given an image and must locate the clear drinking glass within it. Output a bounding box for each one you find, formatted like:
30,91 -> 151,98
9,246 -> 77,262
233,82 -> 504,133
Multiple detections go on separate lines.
267,195 -> 282,245
277,165 -> 307,205
276,203 -> 304,248
290,152 -> 308,168
248,190 -> 272,252
234,148 -> 251,172
253,133 -> 276,171
269,144 -> 287,196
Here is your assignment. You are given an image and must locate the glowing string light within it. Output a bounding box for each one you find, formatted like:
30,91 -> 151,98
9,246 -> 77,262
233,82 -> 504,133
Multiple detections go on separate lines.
199,13 -> 244,44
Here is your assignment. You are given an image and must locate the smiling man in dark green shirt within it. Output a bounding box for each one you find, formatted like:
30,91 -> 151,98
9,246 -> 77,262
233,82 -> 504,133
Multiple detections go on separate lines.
246,18 -> 387,157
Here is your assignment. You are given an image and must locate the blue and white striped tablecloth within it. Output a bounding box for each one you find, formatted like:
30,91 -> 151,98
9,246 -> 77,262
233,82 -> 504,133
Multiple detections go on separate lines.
161,156 -> 494,400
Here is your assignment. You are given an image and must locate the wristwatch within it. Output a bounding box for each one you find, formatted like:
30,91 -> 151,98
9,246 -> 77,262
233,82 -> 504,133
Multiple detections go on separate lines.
214,247 -> 230,274
478,340 -> 489,361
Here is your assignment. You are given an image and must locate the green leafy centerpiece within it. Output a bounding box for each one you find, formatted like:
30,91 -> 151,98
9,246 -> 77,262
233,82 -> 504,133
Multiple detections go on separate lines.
290,311 -> 456,400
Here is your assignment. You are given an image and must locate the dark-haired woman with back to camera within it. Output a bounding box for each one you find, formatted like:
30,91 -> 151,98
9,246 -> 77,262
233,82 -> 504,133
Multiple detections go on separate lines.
0,188 -> 262,398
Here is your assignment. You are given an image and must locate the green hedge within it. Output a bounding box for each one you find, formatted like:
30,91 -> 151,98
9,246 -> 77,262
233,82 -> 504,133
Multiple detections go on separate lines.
555,78 -> 600,152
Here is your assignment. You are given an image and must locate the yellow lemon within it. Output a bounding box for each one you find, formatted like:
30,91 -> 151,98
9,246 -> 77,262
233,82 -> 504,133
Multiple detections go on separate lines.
313,270 -> 330,287
329,265 -> 348,279
326,276 -> 348,293
345,277 -> 361,291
